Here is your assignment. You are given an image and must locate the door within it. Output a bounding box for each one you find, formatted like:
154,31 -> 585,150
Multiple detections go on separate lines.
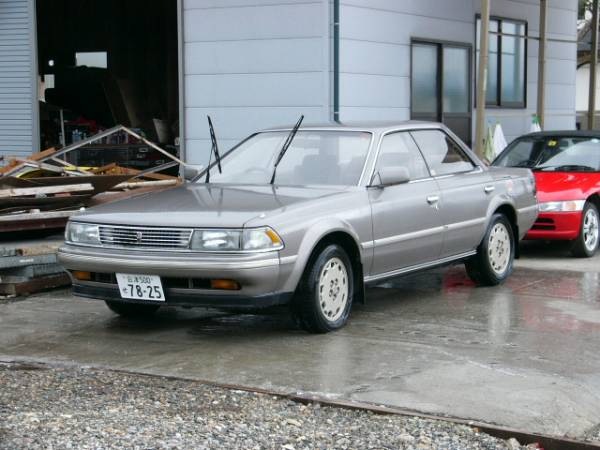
369,131 -> 444,276
411,41 -> 472,146
410,129 -> 493,257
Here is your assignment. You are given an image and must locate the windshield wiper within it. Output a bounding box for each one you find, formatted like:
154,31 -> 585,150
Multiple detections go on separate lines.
270,115 -> 304,184
537,164 -> 596,172
205,115 -> 222,183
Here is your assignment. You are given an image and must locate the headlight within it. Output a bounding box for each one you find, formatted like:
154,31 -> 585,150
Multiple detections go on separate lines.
66,222 -> 100,244
189,227 -> 283,252
242,228 -> 283,251
190,230 -> 242,251
538,200 -> 586,212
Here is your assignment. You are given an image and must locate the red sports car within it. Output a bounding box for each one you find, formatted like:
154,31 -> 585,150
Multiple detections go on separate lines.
494,131 -> 600,257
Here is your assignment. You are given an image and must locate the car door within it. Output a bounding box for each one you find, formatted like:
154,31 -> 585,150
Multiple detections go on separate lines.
410,129 -> 493,258
368,131 -> 444,276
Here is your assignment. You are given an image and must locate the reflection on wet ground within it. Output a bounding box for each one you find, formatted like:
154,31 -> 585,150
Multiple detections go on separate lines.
1,248 -> 600,438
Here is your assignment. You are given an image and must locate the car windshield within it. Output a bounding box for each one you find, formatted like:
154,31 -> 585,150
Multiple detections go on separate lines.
493,136 -> 600,172
201,130 -> 373,185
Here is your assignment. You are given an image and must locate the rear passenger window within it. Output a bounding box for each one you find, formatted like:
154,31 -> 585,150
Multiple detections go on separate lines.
375,132 -> 430,180
410,130 -> 475,176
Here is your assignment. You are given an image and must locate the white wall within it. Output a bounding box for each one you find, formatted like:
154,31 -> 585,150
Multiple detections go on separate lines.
182,0 -> 332,166
0,0 -> 38,161
337,0 -> 577,144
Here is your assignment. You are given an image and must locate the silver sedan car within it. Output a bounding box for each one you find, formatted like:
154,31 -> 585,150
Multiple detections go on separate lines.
59,122 -> 538,333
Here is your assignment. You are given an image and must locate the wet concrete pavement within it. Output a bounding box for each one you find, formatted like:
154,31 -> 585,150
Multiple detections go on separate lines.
1,244 -> 600,440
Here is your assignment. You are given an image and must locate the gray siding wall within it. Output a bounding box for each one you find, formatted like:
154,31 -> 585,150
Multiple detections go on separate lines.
182,0 -> 331,166
0,0 -> 37,161
338,0 -> 577,144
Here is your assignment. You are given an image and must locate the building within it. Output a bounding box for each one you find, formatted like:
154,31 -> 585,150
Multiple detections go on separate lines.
0,0 -> 578,166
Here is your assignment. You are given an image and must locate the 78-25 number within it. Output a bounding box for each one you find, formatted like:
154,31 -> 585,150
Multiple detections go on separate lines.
128,284 -> 162,299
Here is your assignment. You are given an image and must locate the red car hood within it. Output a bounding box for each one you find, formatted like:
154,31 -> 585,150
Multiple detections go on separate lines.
534,171 -> 600,202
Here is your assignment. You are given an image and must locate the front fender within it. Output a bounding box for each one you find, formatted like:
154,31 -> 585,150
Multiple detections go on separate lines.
280,218 -> 365,293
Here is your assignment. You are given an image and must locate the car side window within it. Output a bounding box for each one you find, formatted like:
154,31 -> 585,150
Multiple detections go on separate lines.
375,132 -> 430,181
410,130 -> 475,176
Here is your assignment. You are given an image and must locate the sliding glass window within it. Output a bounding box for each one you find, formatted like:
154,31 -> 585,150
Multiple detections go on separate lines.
476,17 -> 527,108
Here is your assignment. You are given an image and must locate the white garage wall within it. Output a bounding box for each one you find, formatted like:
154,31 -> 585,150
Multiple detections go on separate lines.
0,0 -> 38,161
337,0 -> 577,145
182,0 -> 332,166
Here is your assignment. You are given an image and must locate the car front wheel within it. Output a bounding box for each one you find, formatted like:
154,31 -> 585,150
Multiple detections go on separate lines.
293,244 -> 354,333
572,202 -> 599,258
465,213 -> 515,286
105,301 -> 160,318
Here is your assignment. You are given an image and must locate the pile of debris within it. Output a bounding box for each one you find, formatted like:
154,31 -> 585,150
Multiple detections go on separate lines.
0,237 -> 68,297
0,125 -> 184,233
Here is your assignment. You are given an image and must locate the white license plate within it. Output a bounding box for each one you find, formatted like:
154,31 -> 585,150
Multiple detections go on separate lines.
116,273 -> 165,302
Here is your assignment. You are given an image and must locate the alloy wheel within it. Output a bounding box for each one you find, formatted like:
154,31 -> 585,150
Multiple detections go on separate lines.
488,223 -> 511,275
583,207 -> 599,252
318,257 -> 349,322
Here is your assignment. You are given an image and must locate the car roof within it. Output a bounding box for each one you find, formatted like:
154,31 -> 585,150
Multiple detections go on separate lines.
516,130 -> 600,139
261,120 -> 442,133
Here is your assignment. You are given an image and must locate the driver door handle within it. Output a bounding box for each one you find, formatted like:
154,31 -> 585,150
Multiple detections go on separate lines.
484,185 -> 495,194
426,195 -> 439,204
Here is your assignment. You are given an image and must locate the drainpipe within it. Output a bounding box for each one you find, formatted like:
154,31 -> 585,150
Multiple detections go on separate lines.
589,0 -> 599,130
474,0 -> 491,157
333,0 -> 340,123
537,0 -> 547,129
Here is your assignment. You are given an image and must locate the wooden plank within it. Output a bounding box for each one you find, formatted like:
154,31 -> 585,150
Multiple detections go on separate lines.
28,147 -> 56,161
0,272 -> 70,296
90,162 -> 117,174
0,183 -> 93,198
116,166 -> 178,181
113,179 -> 179,190
0,210 -> 75,222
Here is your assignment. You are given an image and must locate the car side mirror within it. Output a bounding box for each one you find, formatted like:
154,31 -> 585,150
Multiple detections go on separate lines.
373,166 -> 411,187
181,164 -> 203,182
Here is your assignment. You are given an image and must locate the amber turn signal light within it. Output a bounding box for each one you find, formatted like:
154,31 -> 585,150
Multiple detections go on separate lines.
72,271 -> 92,281
210,279 -> 241,290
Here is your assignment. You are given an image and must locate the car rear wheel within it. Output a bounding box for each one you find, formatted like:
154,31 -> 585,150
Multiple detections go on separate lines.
572,202 -> 599,258
293,244 -> 354,333
465,213 -> 515,286
105,301 -> 160,318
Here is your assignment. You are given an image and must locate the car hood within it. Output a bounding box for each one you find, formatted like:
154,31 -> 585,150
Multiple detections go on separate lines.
73,183 -> 349,228
534,171 -> 600,202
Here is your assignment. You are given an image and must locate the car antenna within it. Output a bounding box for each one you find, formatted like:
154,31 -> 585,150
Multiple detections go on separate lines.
270,115 -> 304,184
205,115 -> 222,183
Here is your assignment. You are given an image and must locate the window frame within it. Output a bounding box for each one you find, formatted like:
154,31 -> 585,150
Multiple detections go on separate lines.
475,15 -> 528,109
374,130 -> 433,182
410,129 -> 478,177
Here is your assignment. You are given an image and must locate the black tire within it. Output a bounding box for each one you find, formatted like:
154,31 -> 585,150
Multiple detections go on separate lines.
465,213 -> 515,286
105,301 -> 160,318
293,244 -> 354,333
571,202 -> 599,258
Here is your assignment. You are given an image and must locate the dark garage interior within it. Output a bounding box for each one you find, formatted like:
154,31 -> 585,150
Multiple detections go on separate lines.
35,0 -> 179,165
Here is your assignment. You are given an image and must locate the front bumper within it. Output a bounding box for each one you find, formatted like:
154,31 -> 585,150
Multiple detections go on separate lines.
58,245 -> 296,308
525,211 -> 582,241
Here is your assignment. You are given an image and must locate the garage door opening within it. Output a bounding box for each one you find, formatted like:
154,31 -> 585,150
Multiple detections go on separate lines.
35,0 -> 180,168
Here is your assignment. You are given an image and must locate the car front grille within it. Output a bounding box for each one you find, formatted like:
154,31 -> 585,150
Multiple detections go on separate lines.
98,225 -> 193,249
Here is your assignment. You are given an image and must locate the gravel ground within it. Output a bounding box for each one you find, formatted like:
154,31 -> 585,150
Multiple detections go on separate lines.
0,364 -> 530,450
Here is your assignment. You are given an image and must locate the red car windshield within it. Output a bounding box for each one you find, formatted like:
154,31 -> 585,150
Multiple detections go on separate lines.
494,136 -> 600,172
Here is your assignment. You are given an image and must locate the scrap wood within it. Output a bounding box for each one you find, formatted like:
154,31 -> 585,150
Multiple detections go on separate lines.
0,183 -> 93,198
37,124 -> 187,166
113,179 -> 179,190
90,162 -> 117,174
0,209 -> 77,233
0,272 -> 70,296
28,147 -> 57,162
